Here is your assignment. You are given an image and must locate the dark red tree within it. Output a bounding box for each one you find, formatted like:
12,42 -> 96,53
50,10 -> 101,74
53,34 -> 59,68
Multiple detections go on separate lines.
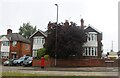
45,21 -> 87,59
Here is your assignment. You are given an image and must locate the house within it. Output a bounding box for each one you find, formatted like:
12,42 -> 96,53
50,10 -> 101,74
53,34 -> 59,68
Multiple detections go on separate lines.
81,19 -> 103,59
47,19 -> 103,59
0,29 -> 31,59
29,30 -> 47,57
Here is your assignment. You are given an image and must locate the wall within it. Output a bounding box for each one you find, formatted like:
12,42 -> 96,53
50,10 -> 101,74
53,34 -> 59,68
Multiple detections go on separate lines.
10,42 -> 31,58
0,36 -> 10,53
32,58 -> 119,67
21,43 -> 31,56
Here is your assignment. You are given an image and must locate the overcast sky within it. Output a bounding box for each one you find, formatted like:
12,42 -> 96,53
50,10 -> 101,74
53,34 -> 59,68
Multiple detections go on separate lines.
0,0 -> 119,54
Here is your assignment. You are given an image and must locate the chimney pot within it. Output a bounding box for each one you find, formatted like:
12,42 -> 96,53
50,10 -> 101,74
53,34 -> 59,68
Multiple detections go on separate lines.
64,20 -> 69,26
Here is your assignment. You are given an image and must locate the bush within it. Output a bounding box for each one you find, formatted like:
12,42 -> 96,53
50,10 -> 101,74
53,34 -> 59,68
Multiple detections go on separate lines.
44,55 -> 50,60
37,48 -> 46,59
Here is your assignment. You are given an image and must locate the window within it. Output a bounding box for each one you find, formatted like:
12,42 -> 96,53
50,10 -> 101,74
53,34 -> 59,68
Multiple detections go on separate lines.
42,38 -> 45,44
1,52 -> 9,58
33,50 -> 37,57
87,33 -> 97,41
91,34 -> 94,41
2,41 -> 9,46
83,47 -> 97,56
26,44 -> 29,50
92,48 -> 94,56
33,36 -> 43,44
12,41 -> 17,46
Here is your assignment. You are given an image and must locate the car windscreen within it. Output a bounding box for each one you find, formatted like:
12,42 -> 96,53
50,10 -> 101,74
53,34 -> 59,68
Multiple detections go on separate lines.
26,57 -> 32,61
18,57 -> 25,60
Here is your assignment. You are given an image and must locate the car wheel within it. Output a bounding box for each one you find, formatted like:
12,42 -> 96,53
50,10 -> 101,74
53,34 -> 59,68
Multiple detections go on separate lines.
20,62 -> 23,66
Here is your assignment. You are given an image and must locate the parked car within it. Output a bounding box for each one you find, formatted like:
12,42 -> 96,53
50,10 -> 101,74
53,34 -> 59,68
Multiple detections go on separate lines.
3,58 -> 16,66
23,57 -> 33,67
13,56 -> 30,66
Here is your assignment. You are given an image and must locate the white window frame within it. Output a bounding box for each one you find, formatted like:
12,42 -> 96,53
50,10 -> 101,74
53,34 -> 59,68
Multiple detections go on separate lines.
2,41 -> 9,46
12,41 -> 17,46
33,36 -> 44,45
26,44 -> 29,50
83,47 -> 97,56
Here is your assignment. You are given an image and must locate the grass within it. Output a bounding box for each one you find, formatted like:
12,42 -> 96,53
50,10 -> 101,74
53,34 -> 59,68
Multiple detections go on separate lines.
2,72 -> 45,76
2,72 -> 119,78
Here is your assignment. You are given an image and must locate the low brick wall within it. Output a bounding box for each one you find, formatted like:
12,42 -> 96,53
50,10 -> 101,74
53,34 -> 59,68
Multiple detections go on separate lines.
32,58 -> 53,67
32,58 -> 119,67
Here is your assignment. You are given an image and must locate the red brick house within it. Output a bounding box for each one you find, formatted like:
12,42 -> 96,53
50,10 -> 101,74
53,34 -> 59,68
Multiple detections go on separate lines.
0,29 -> 31,59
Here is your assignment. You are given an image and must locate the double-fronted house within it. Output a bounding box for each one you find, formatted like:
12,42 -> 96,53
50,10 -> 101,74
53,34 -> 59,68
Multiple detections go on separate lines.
0,29 -> 31,59
30,30 -> 47,57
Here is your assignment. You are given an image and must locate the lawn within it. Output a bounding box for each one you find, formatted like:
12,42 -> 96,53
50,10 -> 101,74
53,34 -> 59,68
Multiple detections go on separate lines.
2,72 -> 119,78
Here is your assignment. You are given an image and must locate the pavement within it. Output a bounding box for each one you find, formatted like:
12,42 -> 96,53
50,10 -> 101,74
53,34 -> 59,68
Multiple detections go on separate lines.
1,64 -> 119,76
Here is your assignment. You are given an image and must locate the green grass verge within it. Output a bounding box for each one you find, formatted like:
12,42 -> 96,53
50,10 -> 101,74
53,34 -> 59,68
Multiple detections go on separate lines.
2,72 -> 45,76
2,72 -> 118,78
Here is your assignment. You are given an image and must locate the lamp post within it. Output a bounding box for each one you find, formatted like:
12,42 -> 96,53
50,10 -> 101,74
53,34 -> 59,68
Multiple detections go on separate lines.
54,4 -> 58,66
55,4 -> 58,23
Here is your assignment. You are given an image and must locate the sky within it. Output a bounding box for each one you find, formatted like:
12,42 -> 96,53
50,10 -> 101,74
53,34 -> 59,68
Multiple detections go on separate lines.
0,0 -> 119,54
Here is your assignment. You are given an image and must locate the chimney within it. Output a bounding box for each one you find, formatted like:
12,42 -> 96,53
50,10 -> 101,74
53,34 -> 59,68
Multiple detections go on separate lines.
7,29 -> 12,35
64,20 -> 69,26
81,18 -> 84,29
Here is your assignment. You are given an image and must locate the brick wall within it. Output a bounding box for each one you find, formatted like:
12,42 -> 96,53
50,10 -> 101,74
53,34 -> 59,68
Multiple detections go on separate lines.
21,43 -> 31,56
32,58 -> 52,67
10,41 -> 31,58
32,58 -> 119,67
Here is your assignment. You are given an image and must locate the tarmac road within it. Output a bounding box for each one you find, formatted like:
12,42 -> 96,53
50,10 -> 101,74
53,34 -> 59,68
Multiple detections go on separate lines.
1,64 -> 119,76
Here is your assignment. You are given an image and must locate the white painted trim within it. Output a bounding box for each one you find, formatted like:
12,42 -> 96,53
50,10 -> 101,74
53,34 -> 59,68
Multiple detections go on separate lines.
29,30 -> 47,38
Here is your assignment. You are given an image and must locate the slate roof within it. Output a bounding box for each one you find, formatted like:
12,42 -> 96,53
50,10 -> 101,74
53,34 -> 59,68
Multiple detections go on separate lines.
84,26 -> 102,34
6,33 -> 30,44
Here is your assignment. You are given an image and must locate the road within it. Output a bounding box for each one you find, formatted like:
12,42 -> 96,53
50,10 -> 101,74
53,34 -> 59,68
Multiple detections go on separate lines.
1,64 -> 119,76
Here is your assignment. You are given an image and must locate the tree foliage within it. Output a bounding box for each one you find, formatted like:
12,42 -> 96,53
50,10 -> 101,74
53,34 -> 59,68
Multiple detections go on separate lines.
45,21 -> 87,59
19,22 -> 37,38
37,48 -> 46,59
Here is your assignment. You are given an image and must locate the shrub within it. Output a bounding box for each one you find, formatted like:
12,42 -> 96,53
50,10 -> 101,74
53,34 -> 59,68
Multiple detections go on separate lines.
37,48 -> 46,59
44,55 -> 50,60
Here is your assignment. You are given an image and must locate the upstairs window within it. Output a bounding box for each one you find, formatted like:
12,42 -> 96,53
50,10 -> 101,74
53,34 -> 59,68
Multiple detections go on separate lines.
12,41 -> 17,46
42,38 -> 45,44
33,36 -> 44,44
2,41 -> 9,46
87,33 -> 97,41
26,44 -> 29,50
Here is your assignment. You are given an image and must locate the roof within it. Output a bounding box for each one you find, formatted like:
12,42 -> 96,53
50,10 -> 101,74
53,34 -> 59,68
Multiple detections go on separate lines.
29,30 -> 47,38
84,25 -> 102,34
6,33 -> 30,44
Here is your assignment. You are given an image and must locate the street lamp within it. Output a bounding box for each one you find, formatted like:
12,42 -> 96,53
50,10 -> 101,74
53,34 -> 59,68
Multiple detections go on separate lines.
54,4 -> 58,66
55,4 -> 58,23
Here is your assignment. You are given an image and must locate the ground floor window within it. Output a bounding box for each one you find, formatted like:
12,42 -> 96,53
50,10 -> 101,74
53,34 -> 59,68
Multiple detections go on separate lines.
83,47 -> 97,56
32,50 -> 38,57
1,52 -> 9,58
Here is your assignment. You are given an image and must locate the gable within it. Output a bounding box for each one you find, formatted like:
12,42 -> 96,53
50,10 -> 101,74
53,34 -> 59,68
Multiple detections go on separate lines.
0,36 -> 9,41
30,30 -> 47,38
84,26 -> 102,34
